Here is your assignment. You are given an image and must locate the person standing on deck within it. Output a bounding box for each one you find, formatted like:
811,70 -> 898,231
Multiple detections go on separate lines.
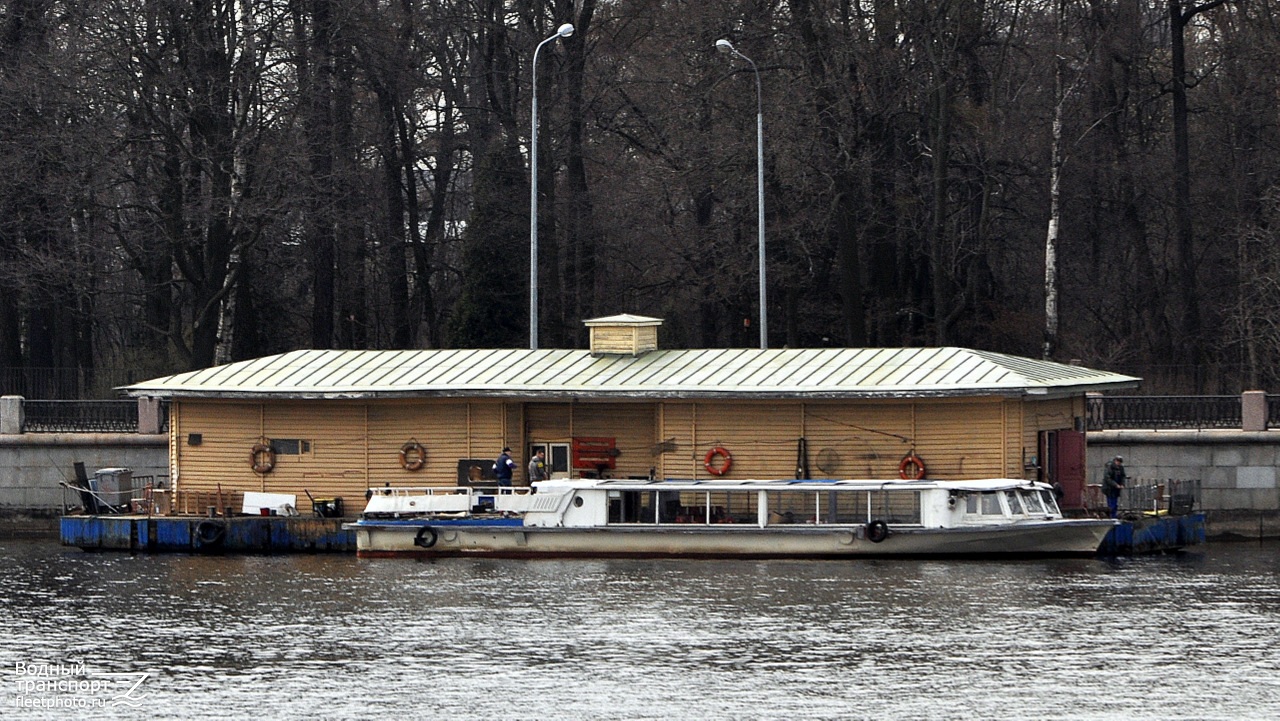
527,448 -> 548,484
1103,455 -> 1127,519
494,447 -> 516,487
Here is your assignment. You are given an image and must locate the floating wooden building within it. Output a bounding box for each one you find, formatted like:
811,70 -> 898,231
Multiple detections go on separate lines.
122,315 -> 1138,513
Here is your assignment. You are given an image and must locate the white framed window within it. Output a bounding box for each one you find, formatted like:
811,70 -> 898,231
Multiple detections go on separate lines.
529,442 -> 571,478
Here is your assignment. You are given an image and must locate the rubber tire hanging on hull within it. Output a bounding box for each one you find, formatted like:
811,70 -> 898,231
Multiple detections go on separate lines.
194,520 -> 226,550
414,526 -> 438,549
866,520 -> 889,543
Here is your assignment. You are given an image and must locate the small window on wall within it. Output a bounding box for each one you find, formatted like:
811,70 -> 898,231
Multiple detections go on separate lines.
270,439 -> 312,456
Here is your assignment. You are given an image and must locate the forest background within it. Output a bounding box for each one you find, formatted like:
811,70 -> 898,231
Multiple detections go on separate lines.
1,0 -> 1277,397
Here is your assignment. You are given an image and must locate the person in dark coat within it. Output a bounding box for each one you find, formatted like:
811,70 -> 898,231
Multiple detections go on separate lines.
494,447 -> 516,487
1103,455 -> 1127,518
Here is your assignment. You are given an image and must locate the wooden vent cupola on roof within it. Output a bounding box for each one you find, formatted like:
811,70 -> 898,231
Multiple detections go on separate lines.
584,314 -> 663,356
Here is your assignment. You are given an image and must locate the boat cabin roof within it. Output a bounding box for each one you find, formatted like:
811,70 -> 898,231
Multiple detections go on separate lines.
532,478 -> 1049,494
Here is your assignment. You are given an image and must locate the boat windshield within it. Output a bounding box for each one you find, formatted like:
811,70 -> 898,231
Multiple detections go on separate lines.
965,492 -> 1005,516
1040,490 -> 1061,515
1022,489 -> 1046,514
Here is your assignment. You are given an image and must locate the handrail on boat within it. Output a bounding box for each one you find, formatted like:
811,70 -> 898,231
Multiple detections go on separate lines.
366,485 -> 533,499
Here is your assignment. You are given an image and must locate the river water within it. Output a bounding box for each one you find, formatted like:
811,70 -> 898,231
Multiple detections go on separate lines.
2,539 -> 1278,720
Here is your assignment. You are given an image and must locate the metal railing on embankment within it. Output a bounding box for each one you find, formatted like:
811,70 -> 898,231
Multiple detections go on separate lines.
1081,478 -> 1201,517
1087,396 -> 1243,431
19,400 -> 168,433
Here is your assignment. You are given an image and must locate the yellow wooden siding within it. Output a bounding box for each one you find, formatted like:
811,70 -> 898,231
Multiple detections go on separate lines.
568,403 -> 657,478
589,326 -> 657,355
799,402 -> 917,478
1016,396 -> 1085,478
260,401 -> 367,499
1005,399 -> 1026,477
682,401 -> 804,479
172,401 -> 268,495
658,402 -> 697,478
910,399 -> 1008,479
165,393 -> 1077,510
525,402 -> 656,479
369,400 -> 480,484
526,403 -> 572,443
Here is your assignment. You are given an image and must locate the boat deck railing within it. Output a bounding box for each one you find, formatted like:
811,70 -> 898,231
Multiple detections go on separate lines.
1081,478 -> 1201,516
368,485 -> 534,498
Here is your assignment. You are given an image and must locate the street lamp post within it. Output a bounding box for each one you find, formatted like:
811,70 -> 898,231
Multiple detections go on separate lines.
715,38 -> 767,350
530,22 -> 574,351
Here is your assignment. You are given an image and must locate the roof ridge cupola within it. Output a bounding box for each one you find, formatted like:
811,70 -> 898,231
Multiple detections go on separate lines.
583,314 -> 663,356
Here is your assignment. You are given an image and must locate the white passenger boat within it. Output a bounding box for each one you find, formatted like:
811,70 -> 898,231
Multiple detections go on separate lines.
346,478 -> 1117,558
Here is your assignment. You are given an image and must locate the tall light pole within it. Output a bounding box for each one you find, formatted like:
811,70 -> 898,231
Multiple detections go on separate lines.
715,38 -> 767,350
530,22 -> 574,351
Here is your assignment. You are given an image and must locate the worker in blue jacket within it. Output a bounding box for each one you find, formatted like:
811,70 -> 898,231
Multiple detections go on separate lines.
494,446 -> 516,487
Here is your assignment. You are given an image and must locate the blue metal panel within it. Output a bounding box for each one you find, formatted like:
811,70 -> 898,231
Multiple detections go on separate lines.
1100,513 -> 1206,555
154,519 -> 193,551
99,518 -> 135,550
60,517 -> 100,548
223,518 -> 271,551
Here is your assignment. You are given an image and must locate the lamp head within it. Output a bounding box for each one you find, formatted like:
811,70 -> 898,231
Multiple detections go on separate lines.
715,39 -> 734,53
557,23 -> 575,38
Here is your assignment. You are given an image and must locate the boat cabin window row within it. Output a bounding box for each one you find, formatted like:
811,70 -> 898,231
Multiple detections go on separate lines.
602,487 -> 1060,526
605,489 -> 923,526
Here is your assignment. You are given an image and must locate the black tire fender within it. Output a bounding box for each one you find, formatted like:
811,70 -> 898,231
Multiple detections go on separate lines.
414,526 -> 438,549
195,520 -> 226,549
866,520 -> 889,543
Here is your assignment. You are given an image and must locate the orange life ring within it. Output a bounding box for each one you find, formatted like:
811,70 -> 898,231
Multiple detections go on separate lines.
704,447 -> 733,476
251,443 -> 276,474
400,441 -> 426,471
898,453 -> 925,480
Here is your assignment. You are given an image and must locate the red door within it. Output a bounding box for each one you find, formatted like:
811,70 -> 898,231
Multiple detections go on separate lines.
1048,430 -> 1087,510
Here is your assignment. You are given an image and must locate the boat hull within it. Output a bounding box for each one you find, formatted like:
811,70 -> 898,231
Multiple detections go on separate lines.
351,519 -> 1115,559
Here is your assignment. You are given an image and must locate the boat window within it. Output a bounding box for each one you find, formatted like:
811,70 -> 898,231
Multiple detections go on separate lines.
965,493 -> 979,514
868,490 -> 922,525
766,491 -> 816,524
707,491 -> 755,524
607,490 -> 656,523
1004,490 -> 1025,515
1022,490 -> 1045,514
828,490 -> 869,523
980,492 -> 1003,516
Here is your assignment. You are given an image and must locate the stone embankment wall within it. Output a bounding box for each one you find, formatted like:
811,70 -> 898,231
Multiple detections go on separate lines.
1088,430 -> 1280,540
1,396 -> 166,537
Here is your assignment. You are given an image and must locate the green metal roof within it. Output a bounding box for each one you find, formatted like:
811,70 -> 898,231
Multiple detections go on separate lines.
121,347 -> 1139,400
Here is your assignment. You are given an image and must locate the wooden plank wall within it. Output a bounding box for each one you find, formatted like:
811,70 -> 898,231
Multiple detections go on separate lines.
169,395 -> 1073,506
172,399 -> 507,504
658,403 -> 696,479
526,402 -> 657,479
799,401 -> 917,479
656,399 -> 1017,480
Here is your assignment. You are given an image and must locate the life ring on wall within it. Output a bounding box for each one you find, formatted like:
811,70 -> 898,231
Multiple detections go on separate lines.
898,453 -> 925,480
399,440 -> 427,471
414,526 -> 438,549
704,447 -> 733,476
866,520 -> 889,543
251,443 -> 276,474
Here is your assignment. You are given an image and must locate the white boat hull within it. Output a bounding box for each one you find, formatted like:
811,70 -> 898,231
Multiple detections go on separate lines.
352,519 -> 1114,559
